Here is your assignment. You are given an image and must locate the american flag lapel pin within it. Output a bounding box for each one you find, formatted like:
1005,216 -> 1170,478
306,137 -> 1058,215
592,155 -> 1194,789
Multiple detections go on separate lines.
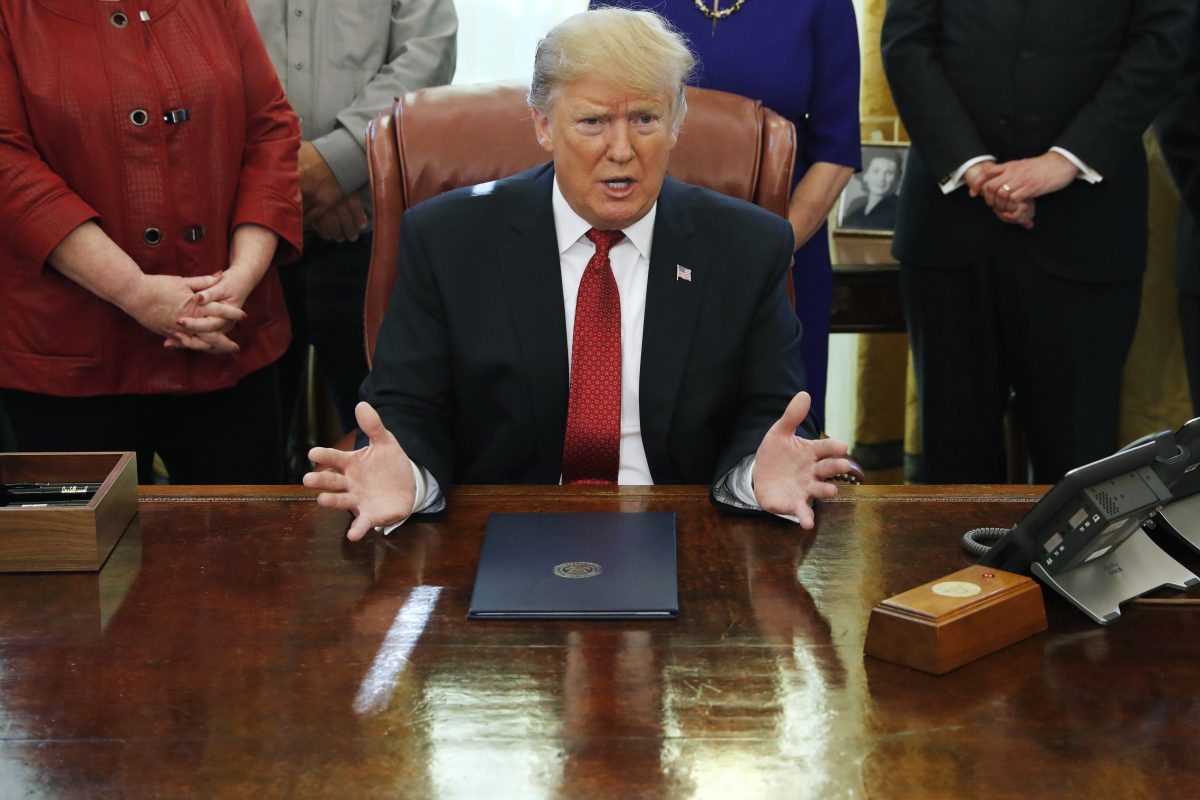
675,264 -> 692,282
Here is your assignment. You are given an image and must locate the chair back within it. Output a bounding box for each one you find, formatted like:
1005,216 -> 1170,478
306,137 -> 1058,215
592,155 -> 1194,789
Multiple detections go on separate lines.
364,81 -> 796,363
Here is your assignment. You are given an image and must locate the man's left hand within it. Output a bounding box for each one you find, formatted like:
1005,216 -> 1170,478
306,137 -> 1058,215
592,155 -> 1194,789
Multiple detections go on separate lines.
312,194 -> 369,243
752,391 -> 852,529
981,151 -> 1079,212
299,141 -> 345,222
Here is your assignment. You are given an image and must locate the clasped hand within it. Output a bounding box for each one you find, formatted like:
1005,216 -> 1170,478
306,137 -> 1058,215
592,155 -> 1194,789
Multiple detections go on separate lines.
965,151 -> 1079,229
120,271 -> 248,354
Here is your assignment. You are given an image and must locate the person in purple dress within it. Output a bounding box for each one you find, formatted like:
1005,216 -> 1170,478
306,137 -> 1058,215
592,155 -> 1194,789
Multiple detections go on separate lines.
588,1 -> 861,427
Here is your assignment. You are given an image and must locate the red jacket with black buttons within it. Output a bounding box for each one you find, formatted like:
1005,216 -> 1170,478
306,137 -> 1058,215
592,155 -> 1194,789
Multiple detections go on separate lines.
0,0 -> 302,396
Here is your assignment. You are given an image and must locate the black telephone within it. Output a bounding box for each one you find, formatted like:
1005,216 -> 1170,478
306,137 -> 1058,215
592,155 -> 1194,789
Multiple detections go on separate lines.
964,417 -> 1200,623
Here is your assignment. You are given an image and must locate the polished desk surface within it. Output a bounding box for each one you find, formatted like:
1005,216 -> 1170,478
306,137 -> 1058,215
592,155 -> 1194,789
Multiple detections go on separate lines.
1,484 -> 1197,798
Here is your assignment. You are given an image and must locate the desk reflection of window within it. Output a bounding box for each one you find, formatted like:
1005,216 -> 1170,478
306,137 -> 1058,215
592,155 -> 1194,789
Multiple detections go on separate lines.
835,143 -> 909,237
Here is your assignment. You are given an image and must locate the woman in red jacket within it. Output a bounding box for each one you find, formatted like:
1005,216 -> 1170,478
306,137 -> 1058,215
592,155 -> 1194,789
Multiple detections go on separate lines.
0,0 -> 303,483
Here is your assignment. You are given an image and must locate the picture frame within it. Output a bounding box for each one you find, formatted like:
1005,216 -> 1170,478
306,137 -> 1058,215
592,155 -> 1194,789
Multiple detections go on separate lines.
833,142 -> 910,237
860,116 -> 901,145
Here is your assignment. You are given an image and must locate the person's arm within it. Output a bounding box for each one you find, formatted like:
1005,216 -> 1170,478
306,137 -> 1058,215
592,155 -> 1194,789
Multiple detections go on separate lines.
1051,0 -> 1194,180
881,0 -> 993,183
788,162 -> 854,250
0,12 -> 103,275
359,204 -> 457,494
1158,20 -> 1200,222
223,0 -> 303,266
310,0 -> 458,200
786,0 -> 861,248
709,215 -> 816,479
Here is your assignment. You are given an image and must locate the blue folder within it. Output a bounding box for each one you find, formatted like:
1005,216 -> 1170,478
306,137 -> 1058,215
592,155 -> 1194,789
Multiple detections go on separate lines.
468,512 -> 678,619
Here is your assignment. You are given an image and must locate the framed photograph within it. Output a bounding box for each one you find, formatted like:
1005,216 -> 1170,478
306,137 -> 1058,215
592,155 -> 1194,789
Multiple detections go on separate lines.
833,142 -> 910,237
860,116 -> 901,144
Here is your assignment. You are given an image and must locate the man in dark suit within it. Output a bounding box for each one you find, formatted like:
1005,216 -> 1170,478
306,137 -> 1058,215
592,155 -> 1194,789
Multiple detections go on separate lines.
882,0 -> 1195,483
1157,17 -> 1200,416
304,8 -> 851,540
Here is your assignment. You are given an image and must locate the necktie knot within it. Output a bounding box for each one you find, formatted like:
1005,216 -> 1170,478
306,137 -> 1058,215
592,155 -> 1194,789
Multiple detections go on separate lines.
585,228 -> 624,256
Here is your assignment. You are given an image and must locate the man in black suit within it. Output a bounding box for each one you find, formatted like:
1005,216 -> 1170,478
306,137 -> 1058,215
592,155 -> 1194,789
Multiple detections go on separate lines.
304,8 -> 851,540
1158,17 -> 1200,416
882,0 -> 1195,483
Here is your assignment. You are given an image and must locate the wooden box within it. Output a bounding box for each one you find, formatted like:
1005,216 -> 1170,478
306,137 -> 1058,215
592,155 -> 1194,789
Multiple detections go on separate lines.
864,566 -> 1048,675
0,452 -> 138,572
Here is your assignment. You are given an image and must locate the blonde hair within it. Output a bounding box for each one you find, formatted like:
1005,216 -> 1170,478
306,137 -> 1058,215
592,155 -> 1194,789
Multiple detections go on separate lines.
529,7 -> 696,131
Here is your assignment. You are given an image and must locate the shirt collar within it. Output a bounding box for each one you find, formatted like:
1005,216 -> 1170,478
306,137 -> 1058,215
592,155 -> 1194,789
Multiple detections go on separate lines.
551,175 -> 656,261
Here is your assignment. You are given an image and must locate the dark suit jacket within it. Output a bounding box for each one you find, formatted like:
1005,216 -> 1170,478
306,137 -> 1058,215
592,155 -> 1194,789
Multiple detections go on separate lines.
362,163 -> 810,506
882,0 -> 1194,282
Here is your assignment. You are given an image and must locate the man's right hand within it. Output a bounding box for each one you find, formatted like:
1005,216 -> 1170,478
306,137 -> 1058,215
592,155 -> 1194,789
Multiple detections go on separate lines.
304,401 -> 417,541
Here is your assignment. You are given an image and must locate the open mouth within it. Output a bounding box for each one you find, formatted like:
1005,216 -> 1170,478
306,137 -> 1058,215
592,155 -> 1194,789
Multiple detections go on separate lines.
601,178 -> 635,197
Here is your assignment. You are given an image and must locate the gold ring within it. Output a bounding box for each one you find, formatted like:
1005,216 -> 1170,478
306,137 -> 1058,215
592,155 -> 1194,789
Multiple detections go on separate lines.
1001,183 -> 1012,193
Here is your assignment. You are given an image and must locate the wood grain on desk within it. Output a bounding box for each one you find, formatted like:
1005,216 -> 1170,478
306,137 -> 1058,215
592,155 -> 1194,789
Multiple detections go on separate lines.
0,484 -> 1196,799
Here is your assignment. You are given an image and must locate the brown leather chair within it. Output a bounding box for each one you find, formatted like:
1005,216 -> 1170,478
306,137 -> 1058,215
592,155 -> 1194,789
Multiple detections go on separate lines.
363,80 -> 797,362
356,80 -> 863,483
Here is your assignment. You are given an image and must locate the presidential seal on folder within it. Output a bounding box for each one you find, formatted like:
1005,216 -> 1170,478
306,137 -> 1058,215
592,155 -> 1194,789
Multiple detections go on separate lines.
468,512 -> 678,620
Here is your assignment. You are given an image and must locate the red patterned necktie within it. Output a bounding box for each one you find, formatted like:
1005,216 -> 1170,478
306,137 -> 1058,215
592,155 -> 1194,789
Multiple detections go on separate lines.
562,228 -> 625,485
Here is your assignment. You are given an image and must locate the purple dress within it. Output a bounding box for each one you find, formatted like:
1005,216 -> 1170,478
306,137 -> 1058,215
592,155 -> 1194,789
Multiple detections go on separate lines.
589,0 -> 862,426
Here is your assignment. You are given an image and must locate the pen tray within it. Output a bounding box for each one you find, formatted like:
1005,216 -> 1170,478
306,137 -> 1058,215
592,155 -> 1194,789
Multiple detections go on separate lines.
0,452 -> 138,572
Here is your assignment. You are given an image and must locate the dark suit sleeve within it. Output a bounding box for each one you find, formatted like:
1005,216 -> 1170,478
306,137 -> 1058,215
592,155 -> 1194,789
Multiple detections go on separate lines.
1158,22 -> 1200,222
710,215 -> 816,513
1054,0 -> 1194,176
360,206 -> 457,494
881,0 -> 990,182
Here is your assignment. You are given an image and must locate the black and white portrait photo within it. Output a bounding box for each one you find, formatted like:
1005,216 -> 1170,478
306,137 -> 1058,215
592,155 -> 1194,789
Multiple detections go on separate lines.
835,144 -> 909,235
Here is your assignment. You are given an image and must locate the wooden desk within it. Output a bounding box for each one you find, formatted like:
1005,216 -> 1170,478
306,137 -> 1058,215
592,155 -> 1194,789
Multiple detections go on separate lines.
1,485 -> 1196,798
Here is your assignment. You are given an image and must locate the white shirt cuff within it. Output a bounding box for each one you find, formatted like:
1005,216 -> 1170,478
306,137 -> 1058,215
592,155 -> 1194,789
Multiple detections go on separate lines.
1049,146 -> 1102,184
716,454 -> 802,524
939,155 -> 996,194
377,462 -> 443,535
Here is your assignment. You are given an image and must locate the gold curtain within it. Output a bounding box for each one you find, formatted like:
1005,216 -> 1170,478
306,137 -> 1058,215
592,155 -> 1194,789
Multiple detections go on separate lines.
852,0 -> 1191,484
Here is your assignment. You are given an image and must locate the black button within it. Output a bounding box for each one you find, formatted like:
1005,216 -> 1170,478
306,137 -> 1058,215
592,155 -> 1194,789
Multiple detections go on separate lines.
163,109 -> 190,125
129,108 -> 149,127
1017,50 -> 1033,62
182,226 -> 206,242
998,115 -> 1009,126
111,12 -> 128,28
143,227 -> 163,246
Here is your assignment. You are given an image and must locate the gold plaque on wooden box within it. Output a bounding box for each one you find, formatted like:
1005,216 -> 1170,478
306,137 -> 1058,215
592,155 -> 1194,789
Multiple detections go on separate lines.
864,566 -> 1048,674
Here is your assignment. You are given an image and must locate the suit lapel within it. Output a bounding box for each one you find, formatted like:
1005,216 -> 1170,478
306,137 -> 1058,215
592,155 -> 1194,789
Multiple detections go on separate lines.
640,178 -> 706,478
496,164 -> 570,479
